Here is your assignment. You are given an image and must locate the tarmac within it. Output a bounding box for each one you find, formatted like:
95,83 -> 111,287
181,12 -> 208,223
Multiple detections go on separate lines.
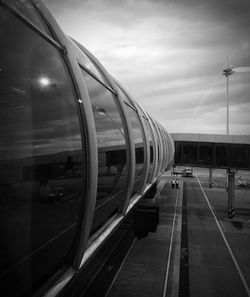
106,173 -> 182,297
106,168 -> 250,297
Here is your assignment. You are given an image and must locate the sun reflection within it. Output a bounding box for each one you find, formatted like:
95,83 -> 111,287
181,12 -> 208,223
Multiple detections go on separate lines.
39,77 -> 51,87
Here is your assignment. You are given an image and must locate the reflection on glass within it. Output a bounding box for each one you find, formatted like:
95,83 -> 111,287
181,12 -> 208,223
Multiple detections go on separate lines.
126,107 -> 145,194
39,76 -> 51,87
199,144 -> 213,163
143,118 -> 154,183
69,38 -> 106,84
215,144 -> 227,166
231,144 -> 247,167
155,125 -> 162,168
183,143 -> 198,163
3,0 -> 52,36
159,128 -> 166,169
152,123 -> 161,174
0,6 -> 84,296
115,85 -> 145,196
163,132 -> 168,168
80,69 -> 127,233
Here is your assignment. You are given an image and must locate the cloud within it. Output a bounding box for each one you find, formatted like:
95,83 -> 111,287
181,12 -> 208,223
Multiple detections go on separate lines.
43,0 -> 250,135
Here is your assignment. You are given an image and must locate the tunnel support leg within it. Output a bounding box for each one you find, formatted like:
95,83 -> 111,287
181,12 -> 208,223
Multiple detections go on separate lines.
209,168 -> 213,188
228,169 -> 236,219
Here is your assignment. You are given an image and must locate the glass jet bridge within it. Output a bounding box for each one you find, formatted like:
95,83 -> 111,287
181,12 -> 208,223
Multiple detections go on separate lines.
172,133 -> 250,218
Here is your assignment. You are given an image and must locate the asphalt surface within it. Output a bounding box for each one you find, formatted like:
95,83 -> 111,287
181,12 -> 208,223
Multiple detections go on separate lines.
183,171 -> 250,297
107,176 -> 182,297
86,169 -> 250,297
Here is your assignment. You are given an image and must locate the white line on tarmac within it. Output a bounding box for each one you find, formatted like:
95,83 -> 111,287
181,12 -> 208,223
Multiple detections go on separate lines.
196,175 -> 250,297
105,238 -> 137,297
162,186 -> 180,297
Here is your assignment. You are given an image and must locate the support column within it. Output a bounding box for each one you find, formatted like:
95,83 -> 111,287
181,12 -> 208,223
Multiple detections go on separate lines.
228,169 -> 236,218
226,169 -> 229,191
209,168 -> 213,188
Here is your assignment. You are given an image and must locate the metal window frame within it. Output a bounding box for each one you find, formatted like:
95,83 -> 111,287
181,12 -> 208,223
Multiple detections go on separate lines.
124,100 -> 138,112
165,132 -> 169,169
133,102 -> 150,193
164,131 -> 169,169
1,0 -> 93,296
147,115 -> 157,183
158,126 -> 165,170
77,45 -> 135,216
78,63 -> 116,95
0,0 -> 62,50
159,125 -> 166,172
114,82 -> 148,195
32,1 -> 138,268
143,117 -> 153,183
30,0 -> 98,294
155,121 -> 164,174
1,2 -> 175,297
159,124 -> 168,170
149,117 -> 160,180
144,116 -> 155,184
168,132 -> 175,169
152,120 -> 161,176
71,39 -> 117,95
1,0 -> 95,294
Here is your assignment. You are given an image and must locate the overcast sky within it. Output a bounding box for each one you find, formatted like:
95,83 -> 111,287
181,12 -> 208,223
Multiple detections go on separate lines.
44,0 -> 250,135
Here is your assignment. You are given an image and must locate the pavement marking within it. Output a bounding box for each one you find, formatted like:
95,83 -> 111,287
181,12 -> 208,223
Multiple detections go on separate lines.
156,179 -> 169,201
105,237 -> 137,297
196,175 -> 250,297
162,187 -> 180,297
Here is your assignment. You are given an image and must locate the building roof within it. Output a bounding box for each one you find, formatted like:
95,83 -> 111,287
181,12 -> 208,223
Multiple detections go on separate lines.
171,133 -> 250,144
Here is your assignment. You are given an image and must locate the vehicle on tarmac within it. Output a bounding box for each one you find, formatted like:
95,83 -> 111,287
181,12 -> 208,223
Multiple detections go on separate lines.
182,167 -> 193,177
236,176 -> 247,187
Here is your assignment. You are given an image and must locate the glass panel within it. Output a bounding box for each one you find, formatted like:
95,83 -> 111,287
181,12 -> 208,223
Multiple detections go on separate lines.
3,0 -> 52,36
148,118 -> 158,178
69,38 -> 106,84
174,142 -> 182,165
183,143 -> 198,163
80,69 -> 127,233
159,128 -> 164,171
143,119 -> 154,183
165,133 -> 169,165
116,83 -> 135,107
231,144 -> 247,167
150,122 -> 159,175
160,129 -> 167,169
126,106 -> 145,195
166,133 -> 170,166
115,85 -> 145,196
0,7 -> 84,296
215,144 -> 228,166
154,125 -> 161,172
160,130 -> 164,169
167,132 -> 174,165
199,143 -> 213,165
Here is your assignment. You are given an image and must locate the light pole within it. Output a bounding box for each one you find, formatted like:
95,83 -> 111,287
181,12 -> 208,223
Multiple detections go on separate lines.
222,66 -> 250,135
222,67 -> 234,135
95,105 -> 125,137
